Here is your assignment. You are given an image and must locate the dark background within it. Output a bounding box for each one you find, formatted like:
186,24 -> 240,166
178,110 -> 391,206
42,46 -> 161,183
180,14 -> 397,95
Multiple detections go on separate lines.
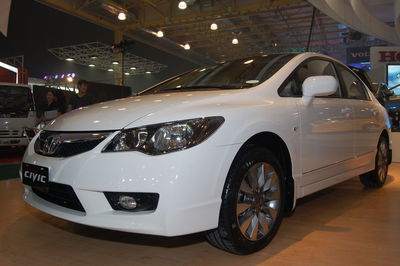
0,0 -> 198,92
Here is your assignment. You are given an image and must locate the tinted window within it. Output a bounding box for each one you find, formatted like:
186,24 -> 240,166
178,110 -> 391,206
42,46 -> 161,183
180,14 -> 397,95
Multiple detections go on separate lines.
280,60 -> 341,97
141,54 -> 296,94
337,65 -> 369,100
0,85 -> 34,112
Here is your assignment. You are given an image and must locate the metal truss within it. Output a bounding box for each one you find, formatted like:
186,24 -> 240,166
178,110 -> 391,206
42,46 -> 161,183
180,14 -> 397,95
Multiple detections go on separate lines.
1,55 -> 24,68
48,42 -> 167,74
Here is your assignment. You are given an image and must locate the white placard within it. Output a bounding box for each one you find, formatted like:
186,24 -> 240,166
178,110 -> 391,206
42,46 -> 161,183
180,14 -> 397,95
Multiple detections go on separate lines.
0,0 -> 12,37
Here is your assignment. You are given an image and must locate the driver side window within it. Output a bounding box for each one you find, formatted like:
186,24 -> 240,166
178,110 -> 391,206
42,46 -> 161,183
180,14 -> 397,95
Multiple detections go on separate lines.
280,59 -> 341,98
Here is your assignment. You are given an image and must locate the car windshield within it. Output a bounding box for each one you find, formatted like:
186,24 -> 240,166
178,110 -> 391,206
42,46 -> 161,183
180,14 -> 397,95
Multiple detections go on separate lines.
0,85 -> 34,113
141,53 -> 296,95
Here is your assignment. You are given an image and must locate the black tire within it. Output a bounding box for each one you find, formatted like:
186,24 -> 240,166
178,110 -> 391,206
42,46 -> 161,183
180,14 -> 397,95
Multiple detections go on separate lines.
205,146 -> 286,255
359,136 -> 389,188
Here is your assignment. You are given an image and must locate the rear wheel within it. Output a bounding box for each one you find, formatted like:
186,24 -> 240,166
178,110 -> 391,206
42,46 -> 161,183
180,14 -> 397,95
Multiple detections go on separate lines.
205,146 -> 285,254
359,136 -> 389,188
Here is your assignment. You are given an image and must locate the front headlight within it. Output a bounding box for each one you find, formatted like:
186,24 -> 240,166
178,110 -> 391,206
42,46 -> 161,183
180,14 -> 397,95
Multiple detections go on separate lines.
103,116 -> 224,155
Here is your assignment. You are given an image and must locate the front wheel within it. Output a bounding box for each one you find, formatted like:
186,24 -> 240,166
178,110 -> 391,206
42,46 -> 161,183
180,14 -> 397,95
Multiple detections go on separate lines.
205,146 -> 285,254
359,136 -> 389,188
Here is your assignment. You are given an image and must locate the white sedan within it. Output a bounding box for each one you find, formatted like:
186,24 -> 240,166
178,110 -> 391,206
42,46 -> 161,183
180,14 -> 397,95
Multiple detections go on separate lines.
21,52 -> 391,254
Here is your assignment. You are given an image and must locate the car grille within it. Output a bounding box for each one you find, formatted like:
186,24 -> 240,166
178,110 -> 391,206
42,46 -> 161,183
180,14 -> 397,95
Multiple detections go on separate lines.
31,182 -> 85,212
34,131 -> 111,157
0,130 -> 20,137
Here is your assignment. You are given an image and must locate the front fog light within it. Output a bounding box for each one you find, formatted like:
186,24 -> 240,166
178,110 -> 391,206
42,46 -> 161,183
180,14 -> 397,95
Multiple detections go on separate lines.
118,195 -> 137,210
104,192 -> 160,212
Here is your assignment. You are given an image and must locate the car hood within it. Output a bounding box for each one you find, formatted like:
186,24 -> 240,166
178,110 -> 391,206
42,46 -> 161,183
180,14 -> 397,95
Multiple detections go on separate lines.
45,90 -> 251,131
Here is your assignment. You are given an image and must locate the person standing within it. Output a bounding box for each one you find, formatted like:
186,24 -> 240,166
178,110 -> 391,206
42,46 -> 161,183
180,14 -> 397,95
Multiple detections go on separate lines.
36,89 -> 63,126
67,80 -> 93,111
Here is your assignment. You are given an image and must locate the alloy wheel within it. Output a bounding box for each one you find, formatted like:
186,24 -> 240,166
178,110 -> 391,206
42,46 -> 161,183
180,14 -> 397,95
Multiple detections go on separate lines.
236,162 -> 281,241
377,140 -> 388,182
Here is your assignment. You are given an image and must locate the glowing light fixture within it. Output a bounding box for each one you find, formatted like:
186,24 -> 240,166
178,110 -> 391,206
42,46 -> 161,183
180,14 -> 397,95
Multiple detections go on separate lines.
124,72 -> 130,76
90,56 -> 97,59
65,58 -> 74,61
232,38 -> 239,44
244,59 -> 254,64
108,69 -> 114,72
146,71 -> 151,74
156,30 -> 164,38
89,64 -> 95,67
112,61 -> 119,65
66,77 -> 73,82
118,12 -> 127,21
210,23 -> 218,30
130,67 -> 136,70
183,43 -> 190,50
178,1 -> 187,10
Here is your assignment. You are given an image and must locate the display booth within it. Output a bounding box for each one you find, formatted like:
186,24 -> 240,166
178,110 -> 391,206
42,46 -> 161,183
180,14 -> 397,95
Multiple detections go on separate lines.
370,46 -> 400,162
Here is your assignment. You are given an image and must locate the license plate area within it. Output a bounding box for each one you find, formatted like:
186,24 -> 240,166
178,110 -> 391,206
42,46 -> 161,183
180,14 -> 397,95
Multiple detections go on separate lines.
22,163 -> 49,187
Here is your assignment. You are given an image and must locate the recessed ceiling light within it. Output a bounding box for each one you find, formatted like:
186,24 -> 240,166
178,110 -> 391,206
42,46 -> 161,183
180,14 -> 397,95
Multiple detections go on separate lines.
130,67 -> 136,70
156,30 -> 164,38
232,38 -> 239,44
90,56 -> 97,59
183,43 -> 190,50
112,61 -> 119,65
124,72 -> 130,76
146,71 -> 151,74
244,59 -> 254,64
210,23 -> 218,30
65,58 -> 74,61
89,64 -> 95,67
108,69 -> 114,72
178,1 -> 187,10
118,12 -> 126,21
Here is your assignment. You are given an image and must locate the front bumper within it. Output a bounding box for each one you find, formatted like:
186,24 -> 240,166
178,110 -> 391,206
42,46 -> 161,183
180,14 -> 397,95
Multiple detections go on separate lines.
0,137 -> 29,147
22,133 -> 241,236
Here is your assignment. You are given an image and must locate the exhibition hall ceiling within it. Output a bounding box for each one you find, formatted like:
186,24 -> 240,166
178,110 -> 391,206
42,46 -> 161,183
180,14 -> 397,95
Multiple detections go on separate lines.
36,0 -> 394,64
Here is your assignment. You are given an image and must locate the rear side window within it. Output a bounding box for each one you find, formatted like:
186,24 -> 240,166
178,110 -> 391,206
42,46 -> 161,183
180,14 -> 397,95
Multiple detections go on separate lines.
337,65 -> 369,100
280,59 -> 341,97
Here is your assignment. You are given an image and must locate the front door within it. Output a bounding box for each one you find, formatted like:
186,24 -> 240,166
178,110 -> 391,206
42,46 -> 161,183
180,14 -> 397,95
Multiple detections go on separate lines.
280,59 -> 354,185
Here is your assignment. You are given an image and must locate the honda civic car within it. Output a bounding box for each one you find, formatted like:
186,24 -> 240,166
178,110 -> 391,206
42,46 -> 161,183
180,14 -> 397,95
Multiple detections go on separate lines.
21,52 -> 391,254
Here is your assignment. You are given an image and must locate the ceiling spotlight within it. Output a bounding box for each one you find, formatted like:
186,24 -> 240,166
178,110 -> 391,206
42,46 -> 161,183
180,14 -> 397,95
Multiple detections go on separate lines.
183,43 -> 191,50
89,64 -> 95,67
108,68 -> 114,72
124,72 -> 130,76
156,30 -> 164,38
244,59 -> 254,65
232,38 -> 239,45
130,67 -> 136,70
271,40 -> 278,47
210,23 -> 218,30
65,58 -> 74,61
112,61 -> 119,65
118,12 -> 127,21
90,56 -> 97,59
146,71 -> 151,74
178,1 -> 187,10
66,77 -> 73,82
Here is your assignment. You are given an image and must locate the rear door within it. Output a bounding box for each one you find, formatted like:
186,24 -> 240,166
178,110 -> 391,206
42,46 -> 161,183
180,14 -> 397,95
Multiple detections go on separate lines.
336,65 -> 380,157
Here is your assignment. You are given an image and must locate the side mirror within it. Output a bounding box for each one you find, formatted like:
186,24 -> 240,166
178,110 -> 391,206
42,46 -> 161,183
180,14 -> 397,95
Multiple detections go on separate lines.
302,75 -> 338,106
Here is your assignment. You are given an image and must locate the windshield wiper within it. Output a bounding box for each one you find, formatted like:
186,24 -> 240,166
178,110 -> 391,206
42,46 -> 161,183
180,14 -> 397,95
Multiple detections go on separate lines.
159,85 -> 241,92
